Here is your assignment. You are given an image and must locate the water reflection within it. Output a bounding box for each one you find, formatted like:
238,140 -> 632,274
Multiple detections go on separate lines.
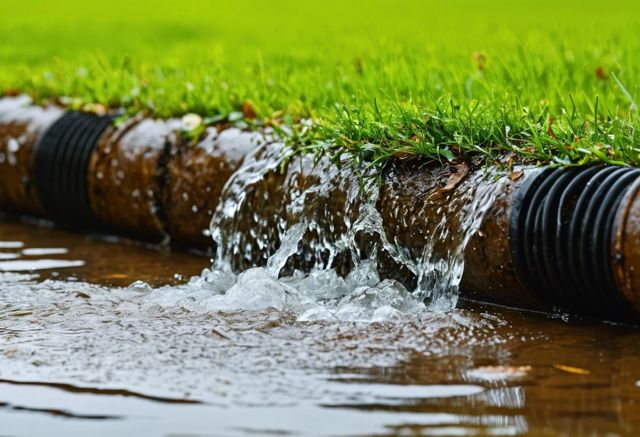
0,239 -> 79,271
0,240 -> 24,248
21,248 -> 69,256
0,259 -> 84,271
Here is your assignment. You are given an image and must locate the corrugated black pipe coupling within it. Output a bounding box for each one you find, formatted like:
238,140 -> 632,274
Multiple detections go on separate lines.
34,111 -> 114,226
509,165 -> 640,319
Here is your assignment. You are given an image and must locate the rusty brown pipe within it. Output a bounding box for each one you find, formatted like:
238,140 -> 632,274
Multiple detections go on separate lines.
1,97 -> 639,320
0,96 -> 63,215
163,128 -> 266,247
88,118 -> 266,245
613,179 -> 640,315
381,160 -> 546,312
460,174 -> 546,311
0,97 -> 262,245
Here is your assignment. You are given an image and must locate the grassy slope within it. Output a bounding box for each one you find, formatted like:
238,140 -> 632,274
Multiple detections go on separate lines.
1,0 -> 640,166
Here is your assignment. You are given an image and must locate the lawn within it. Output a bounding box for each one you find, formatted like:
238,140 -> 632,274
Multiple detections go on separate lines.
2,0 -> 640,166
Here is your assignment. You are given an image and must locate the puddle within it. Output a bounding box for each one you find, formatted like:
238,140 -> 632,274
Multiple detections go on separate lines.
1,218 -> 640,435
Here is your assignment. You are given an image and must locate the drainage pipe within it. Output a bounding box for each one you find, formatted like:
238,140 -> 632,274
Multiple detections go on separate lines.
1,97 -> 639,320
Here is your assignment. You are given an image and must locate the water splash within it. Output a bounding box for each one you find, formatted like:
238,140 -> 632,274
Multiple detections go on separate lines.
412,170 -> 506,310
193,143 -> 505,319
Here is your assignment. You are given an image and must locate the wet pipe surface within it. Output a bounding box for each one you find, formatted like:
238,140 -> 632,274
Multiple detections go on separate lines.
3,96 -> 640,320
1,218 -> 640,436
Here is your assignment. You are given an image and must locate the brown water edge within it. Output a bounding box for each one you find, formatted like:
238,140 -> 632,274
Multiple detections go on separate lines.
0,213 -> 206,287
2,218 -> 640,436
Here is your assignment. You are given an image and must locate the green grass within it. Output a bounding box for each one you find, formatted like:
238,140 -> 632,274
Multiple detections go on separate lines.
2,0 -> 640,167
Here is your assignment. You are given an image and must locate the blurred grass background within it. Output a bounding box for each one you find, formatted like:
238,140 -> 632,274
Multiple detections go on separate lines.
1,0 -> 640,164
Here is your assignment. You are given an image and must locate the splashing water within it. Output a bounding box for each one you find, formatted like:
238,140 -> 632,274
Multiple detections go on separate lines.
411,170 -> 506,310
145,142 -> 506,321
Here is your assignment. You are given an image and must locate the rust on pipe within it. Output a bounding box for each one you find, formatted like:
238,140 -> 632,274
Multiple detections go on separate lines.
461,173 -> 546,311
379,160 -> 546,310
613,178 -> 640,314
0,97 -> 63,215
87,117 -> 181,241
164,127 -> 265,247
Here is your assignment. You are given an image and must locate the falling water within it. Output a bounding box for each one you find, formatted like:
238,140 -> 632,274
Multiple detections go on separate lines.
183,141 -> 507,320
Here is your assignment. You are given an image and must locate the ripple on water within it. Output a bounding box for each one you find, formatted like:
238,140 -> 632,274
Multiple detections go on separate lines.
0,271 -> 510,409
0,259 -> 84,271
0,240 -> 24,249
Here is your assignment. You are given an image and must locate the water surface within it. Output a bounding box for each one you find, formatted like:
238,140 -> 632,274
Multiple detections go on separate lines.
1,218 -> 640,436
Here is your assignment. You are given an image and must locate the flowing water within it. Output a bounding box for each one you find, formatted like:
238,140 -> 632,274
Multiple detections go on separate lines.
2,149 -> 640,436
209,144 -> 503,315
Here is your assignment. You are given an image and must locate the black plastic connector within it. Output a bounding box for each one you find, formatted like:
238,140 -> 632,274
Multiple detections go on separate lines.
34,111 -> 112,226
509,166 -> 640,317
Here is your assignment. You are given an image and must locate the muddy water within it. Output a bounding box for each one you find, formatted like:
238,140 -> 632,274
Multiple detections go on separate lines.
1,218 -> 640,436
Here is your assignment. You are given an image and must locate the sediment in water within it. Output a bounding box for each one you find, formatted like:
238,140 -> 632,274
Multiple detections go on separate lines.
3,96 -> 640,319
